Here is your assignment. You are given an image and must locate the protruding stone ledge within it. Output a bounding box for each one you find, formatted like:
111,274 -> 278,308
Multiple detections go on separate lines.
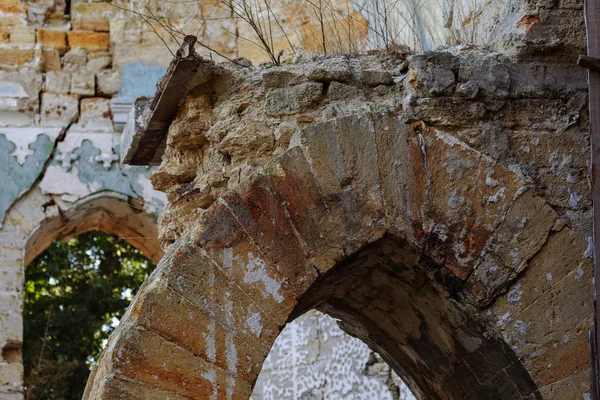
120,36 -> 207,166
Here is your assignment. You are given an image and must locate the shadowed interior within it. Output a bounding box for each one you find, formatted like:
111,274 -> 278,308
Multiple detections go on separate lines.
290,237 -> 541,400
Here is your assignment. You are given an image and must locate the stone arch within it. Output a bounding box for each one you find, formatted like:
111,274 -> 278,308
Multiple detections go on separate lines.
85,110 -> 591,398
24,192 -> 162,267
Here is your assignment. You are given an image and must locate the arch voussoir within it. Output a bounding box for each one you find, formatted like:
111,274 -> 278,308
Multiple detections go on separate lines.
263,147 -> 345,273
84,374 -> 192,400
192,197 -> 312,322
88,321 -> 254,400
465,190 -> 562,307
127,278 -> 268,382
297,116 -> 388,258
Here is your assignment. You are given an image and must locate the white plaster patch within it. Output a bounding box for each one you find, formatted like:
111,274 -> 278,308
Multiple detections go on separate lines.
570,192 -> 581,208
498,312 -> 513,328
203,318 -> 217,363
488,187 -> 506,204
247,309 -> 263,337
39,164 -> 90,200
485,168 -> 499,187
226,332 -> 238,374
201,368 -> 218,400
507,285 -> 522,303
244,252 -> 284,303
223,247 -> 234,276
514,320 -> 530,336
585,237 -> 594,258
575,263 -> 585,281
1,128 -> 61,165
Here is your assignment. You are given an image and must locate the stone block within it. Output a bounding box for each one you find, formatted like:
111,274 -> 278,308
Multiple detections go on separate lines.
489,191 -> 558,273
410,51 -> 459,96
0,47 -> 35,68
221,186 -> 318,294
80,97 -> 110,120
191,202 -> 298,321
109,323 -> 254,399
95,69 -> 120,96
359,69 -> 393,86
307,67 -> 354,83
265,147 -> 343,273
36,29 -> 67,54
327,81 -> 364,101
86,52 -> 111,72
44,70 -> 70,93
112,43 -> 171,68
0,362 -> 22,391
219,120 -> 274,161
0,0 -> 24,13
68,30 -> 109,52
40,92 -> 78,121
89,375 -> 190,400
265,82 -> 323,116
70,71 -> 95,95
61,48 -> 87,71
262,70 -> 302,88
71,1 -> 113,31
128,280 -> 265,381
9,26 -> 34,45
42,48 -> 61,71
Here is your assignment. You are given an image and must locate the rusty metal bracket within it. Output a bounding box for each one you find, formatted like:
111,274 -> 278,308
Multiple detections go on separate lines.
584,0 -> 600,397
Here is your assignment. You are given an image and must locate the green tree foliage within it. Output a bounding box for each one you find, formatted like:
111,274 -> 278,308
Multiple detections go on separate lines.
23,231 -> 156,400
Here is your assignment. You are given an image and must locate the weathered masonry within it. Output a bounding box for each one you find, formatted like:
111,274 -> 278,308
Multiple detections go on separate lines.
85,5 -> 594,397
0,0 -> 595,398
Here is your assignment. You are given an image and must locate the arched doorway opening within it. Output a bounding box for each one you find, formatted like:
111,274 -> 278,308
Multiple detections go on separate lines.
23,230 -> 156,400
289,237 -> 540,399
252,309 -> 416,399
0,189 -> 163,399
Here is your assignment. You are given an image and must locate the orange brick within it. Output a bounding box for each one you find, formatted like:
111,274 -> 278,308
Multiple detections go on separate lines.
42,48 -> 61,71
0,0 -> 25,13
0,46 -> 34,67
37,29 -> 68,54
68,30 -> 109,52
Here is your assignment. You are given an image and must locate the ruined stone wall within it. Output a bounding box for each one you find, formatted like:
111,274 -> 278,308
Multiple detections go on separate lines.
1,0 -> 593,398
112,15 -> 591,397
0,0 -> 476,398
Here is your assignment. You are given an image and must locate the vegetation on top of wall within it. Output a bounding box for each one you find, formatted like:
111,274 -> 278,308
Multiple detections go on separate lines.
23,231 -> 156,400
107,0 -> 484,65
